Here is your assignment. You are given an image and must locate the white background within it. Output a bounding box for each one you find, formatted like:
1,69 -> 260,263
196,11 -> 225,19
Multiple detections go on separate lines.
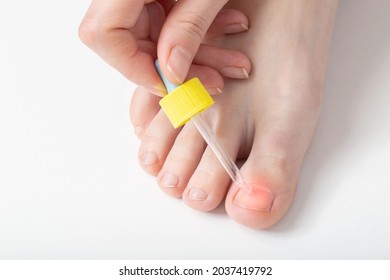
0,0 -> 389,259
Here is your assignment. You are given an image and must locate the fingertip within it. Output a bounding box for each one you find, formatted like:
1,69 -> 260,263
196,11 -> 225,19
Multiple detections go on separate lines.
157,0 -> 229,85
209,87 -> 223,95
129,87 -> 162,139
221,8 -> 249,30
186,65 -> 224,95
208,8 -> 250,37
166,45 -> 193,84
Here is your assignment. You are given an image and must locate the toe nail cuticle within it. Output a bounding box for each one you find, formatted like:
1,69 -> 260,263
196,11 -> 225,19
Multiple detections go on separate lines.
142,152 -> 158,166
162,172 -> 178,188
188,187 -> 208,201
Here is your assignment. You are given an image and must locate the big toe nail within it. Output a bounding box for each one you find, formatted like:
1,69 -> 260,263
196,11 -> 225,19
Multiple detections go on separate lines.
233,185 -> 275,212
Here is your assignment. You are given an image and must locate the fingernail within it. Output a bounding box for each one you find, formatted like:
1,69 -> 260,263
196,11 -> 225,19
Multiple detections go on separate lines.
134,126 -> 144,139
161,172 -> 179,188
224,23 -> 249,34
208,87 -> 223,95
188,187 -> 208,201
233,186 -> 275,212
242,68 -> 249,79
141,152 -> 158,166
143,86 -> 167,97
167,46 -> 192,84
220,67 -> 250,79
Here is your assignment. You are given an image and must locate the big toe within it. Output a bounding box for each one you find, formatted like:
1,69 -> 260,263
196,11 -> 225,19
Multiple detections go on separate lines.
226,154 -> 300,229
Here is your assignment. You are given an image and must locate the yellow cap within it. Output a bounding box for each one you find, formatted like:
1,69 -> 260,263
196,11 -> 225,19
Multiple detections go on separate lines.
159,78 -> 214,128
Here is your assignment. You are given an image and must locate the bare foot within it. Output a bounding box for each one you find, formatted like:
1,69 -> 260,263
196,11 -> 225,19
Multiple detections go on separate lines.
130,0 -> 338,229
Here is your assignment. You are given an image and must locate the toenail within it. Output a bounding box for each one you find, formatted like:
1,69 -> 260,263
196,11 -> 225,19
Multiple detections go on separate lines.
233,186 -> 275,212
188,187 -> 208,201
134,126 -> 143,138
220,67 -> 250,79
161,172 -> 179,188
141,152 -> 158,166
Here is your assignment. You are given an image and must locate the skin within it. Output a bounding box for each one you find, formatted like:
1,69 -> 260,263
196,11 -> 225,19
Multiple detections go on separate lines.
130,0 -> 339,229
79,0 -> 252,96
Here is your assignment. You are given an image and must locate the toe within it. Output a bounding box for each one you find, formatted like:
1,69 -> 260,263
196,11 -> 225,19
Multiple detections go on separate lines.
182,147 -> 231,212
157,122 -> 206,198
225,79 -> 320,229
130,87 -> 161,140
182,131 -> 242,212
225,120 -> 310,229
138,110 -> 180,176
225,153 -> 299,229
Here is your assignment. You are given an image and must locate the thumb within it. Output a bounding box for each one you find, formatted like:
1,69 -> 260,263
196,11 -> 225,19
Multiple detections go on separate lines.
158,0 -> 228,84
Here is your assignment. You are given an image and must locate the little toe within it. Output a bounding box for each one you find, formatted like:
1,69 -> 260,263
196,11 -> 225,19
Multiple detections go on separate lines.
138,110 -> 180,176
157,122 -> 206,198
130,87 -> 161,140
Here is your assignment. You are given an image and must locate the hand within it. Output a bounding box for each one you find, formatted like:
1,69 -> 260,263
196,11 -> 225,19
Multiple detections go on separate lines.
79,0 -> 251,96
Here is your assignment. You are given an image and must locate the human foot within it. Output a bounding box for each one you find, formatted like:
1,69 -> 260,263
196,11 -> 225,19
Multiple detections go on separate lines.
130,0 -> 338,229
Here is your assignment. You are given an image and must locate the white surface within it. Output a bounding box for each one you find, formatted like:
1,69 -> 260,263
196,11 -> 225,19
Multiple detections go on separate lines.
0,0 -> 389,259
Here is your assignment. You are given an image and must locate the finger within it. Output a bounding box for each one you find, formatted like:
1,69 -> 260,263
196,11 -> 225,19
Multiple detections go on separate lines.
206,9 -> 249,39
157,0 -> 229,84
145,2 -> 166,42
130,87 -> 161,139
79,0 -> 167,96
194,45 -> 251,79
186,64 -> 224,95
158,0 -> 177,14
